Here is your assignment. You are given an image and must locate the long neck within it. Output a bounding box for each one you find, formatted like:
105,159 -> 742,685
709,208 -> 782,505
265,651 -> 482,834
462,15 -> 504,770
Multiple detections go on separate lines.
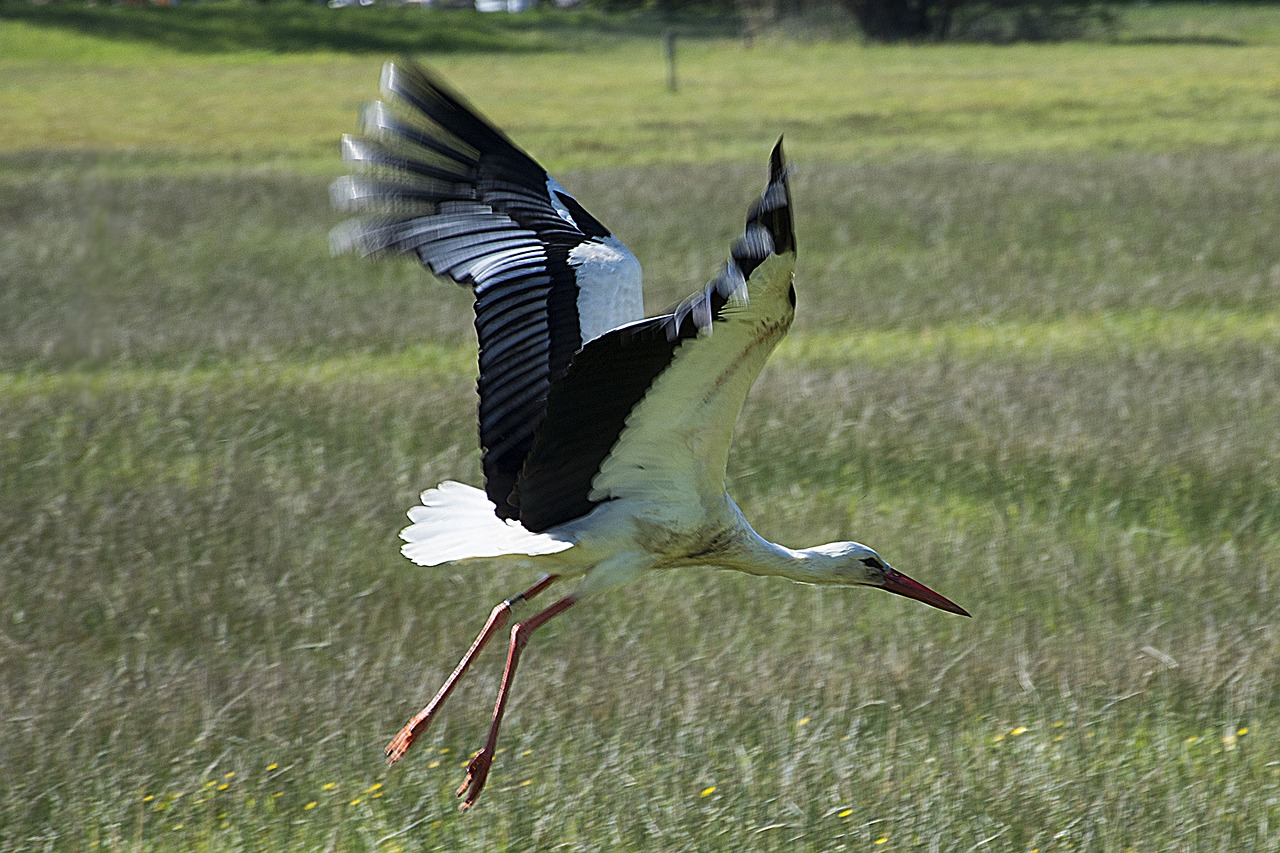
711,494 -> 860,581
718,504 -> 851,585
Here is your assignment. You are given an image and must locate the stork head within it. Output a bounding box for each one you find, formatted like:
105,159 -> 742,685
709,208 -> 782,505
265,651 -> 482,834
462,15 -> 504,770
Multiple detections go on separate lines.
809,542 -> 971,616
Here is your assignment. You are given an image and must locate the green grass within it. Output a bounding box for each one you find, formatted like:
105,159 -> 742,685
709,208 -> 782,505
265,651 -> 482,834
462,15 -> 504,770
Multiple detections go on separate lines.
6,3 -> 1280,173
3,4 -> 1280,851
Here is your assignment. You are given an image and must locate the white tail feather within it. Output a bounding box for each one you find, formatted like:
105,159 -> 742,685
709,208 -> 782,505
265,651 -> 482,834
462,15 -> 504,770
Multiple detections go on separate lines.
399,481 -> 575,567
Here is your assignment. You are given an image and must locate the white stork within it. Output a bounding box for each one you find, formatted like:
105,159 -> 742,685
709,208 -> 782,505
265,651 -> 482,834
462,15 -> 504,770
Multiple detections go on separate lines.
332,60 -> 969,810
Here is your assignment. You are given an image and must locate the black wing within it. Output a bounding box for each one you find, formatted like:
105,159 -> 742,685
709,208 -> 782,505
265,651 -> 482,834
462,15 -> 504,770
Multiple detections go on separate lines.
331,60 -> 644,519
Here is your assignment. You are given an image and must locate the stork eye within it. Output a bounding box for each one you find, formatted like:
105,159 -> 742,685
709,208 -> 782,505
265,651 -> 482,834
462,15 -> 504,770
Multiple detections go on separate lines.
860,557 -> 885,570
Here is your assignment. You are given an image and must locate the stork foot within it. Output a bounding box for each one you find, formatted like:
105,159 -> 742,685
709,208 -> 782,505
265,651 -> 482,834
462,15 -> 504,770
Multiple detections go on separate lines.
455,750 -> 493,811
385,720 -> 424,765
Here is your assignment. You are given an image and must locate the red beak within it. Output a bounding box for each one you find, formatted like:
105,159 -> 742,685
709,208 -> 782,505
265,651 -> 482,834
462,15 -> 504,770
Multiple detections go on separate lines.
880,568 -> 970,617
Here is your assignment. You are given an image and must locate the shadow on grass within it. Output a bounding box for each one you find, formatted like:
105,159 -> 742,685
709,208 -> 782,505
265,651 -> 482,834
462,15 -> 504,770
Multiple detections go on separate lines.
0,2 -> 742,55
1117,34 -> 1247,47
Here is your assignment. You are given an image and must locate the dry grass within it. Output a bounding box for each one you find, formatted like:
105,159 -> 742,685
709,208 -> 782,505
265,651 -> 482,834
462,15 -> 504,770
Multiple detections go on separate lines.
4,153 -> 1278,850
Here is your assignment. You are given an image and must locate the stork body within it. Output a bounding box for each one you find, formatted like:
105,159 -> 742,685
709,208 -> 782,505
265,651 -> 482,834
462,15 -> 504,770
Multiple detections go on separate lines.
333,61 -> 968,810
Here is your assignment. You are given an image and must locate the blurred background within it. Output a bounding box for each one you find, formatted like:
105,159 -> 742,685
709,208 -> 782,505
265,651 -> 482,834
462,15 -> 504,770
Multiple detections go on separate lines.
1,1 -> 1277,849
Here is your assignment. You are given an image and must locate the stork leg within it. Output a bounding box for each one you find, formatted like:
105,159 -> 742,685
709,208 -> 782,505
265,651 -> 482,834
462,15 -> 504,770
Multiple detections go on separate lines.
385,574 -> 558,764
456,593 -> 578,811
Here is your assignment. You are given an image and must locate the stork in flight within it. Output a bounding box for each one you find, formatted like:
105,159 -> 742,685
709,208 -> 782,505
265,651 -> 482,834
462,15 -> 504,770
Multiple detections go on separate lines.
332,60 -> 969,810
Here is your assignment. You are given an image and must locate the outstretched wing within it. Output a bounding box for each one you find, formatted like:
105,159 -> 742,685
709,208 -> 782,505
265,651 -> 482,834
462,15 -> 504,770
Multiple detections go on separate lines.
515,141 -> 796,533
331,60 -> 643,520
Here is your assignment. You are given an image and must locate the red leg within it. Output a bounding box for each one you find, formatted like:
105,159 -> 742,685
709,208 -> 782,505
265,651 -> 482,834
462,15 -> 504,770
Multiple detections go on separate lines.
385,574 -> 558,764
456,593 -> 578,811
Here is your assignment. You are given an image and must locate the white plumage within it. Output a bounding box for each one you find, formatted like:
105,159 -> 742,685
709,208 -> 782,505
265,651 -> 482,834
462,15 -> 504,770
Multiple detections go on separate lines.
332,59 -> 968,811
400,482 -> 572,567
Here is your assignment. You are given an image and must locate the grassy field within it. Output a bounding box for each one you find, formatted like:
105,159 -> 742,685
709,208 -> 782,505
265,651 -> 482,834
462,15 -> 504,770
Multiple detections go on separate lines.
3,3 -> 1280,850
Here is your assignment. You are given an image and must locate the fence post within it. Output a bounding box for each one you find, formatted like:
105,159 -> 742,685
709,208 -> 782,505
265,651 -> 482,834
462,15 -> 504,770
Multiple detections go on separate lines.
664,29 -> 678,93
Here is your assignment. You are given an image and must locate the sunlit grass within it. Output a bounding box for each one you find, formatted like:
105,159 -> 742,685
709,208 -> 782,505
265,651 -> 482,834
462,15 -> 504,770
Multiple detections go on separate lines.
783,307 -> 1280,366
0,343 -> 474,399
6,306 -> 1273,397
4,153 -> 1277,846
5,6 -> 1280,174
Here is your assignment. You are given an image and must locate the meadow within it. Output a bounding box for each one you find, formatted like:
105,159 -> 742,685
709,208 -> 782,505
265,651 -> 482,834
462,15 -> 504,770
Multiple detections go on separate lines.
2,2 -> 1279,850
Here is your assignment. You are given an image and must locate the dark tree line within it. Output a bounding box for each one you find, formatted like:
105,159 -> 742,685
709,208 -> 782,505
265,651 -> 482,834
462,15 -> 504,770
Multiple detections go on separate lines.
840,0 -> 1117,41
615,0 -> 1119,42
